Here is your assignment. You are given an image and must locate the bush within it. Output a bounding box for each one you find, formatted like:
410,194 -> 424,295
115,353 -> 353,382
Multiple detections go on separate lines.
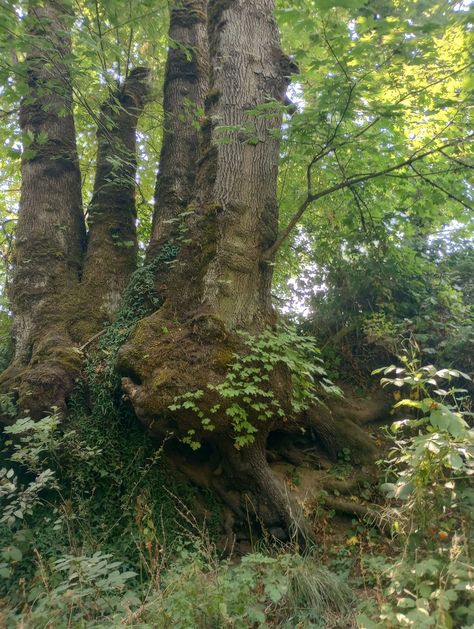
142,549 -> 354,628
357,355 -> 474,628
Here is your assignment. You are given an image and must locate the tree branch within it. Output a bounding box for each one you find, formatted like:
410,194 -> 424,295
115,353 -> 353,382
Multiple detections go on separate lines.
409,164 -> 473,211
263,136 -> 473,260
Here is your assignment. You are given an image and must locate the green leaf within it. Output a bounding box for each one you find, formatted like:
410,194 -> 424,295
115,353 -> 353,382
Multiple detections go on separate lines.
445,452 -> 463,470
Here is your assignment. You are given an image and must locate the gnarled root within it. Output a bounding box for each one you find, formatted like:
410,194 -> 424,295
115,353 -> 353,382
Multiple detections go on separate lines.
0,327 -> 82,422
304,401 -> 383,463
168,434 -> 316,546
218,435 -> 315,545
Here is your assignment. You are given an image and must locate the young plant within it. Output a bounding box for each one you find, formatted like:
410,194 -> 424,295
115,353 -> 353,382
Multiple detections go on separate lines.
373,356 -> 473,534
358,355 -> 474,628
170,323 -> 342,448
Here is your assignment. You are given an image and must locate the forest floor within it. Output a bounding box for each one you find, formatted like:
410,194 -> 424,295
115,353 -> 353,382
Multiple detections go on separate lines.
0,388 -> 472,628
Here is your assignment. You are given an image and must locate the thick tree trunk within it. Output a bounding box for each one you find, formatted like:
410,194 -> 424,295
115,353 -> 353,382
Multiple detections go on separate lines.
120,0 -> 291,392
1,0 -> 381,542
119,0 -> 301,536
163,0 -> 291,324
146,0 -> 209,290
118,0 -> 378,538
0,0 -> 86,418
75,68 -> 150,338
0,2 -> 149,420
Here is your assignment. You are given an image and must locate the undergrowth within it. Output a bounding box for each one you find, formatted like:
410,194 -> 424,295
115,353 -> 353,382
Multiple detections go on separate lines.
0,256 -> 359,626
0,405 -> 355,627
357,349 -> 474,628
0,259 -> 472,628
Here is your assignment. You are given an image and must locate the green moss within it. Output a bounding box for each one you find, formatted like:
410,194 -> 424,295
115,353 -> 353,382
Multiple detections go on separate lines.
212,347 -> 235,369
151,367 -> 174,390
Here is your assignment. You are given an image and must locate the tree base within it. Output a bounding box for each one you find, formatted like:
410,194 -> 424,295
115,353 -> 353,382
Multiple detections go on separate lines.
163,400 -> 386,545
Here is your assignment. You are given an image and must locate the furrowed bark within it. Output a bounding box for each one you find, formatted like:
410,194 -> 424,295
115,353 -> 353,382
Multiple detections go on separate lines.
0,8 -> 149,419
165,0 -> 293,324
119,0 -> 292,422
77,67 -> 150,335
146,0 -> 209,295
119,0 -> 303,537
0,0 -> 86,419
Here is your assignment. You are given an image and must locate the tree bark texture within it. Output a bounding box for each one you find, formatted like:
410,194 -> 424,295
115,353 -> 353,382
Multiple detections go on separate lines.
1,0 -> 381,540
0,1 -> 148,419
118,0 -> 379,536
146,0 -> 209,294
166,0 -> 292,325
118,0 -> 303,535
0,0 -> 86,417
78,67 -> 150,332
120,0 -> 291,414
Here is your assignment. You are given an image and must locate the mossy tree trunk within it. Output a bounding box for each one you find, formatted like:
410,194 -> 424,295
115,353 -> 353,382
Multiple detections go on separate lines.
0,0 -> 148,420
119,0 -> 379,538
119,0 -> 308,537
1,0 -> 380,539
0,0 -> 86,418
146,0 -> 209,292
77,67 -> 151,335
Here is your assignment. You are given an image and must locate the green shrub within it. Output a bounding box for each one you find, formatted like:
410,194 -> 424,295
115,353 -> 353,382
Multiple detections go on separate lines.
142,549 -> 354,629
357,354 -> 474,628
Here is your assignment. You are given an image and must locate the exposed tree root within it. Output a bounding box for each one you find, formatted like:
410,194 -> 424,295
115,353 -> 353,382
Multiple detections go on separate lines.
304,400 -> 385,463
218,435 -> 316,544
163,402 -> 389,545
321,495 -> 379,520
167,434 -> 316,546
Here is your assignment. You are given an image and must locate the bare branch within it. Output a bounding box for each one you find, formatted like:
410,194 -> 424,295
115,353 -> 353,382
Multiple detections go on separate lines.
439,149 -> 474,170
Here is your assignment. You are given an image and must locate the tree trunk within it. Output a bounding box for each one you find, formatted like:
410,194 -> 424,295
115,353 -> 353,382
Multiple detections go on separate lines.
76,67 -> 150,338
1,0 -> 380,541
0,1 -> 149,420
146,0 -> 209,292
0,0 -> 86,418
119,0 -> 301,536
118,0 -> 378,538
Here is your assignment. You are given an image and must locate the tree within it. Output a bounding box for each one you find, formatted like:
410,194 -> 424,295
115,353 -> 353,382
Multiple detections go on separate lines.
0,0 -> 150,418
120,0 -> 316,537
0,0 -> 472,539
0,0 -> 86,417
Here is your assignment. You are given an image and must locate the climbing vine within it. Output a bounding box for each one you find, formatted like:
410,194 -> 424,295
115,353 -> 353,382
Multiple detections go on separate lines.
170,323 -> 342,448
85,243 -> 179,417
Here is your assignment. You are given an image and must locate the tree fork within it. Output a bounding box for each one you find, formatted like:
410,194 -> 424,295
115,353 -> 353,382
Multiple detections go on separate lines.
118,0 -> 308,538
0,4 -> 150,420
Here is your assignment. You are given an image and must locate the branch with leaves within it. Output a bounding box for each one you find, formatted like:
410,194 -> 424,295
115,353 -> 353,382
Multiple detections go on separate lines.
265,135 -> 473,260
